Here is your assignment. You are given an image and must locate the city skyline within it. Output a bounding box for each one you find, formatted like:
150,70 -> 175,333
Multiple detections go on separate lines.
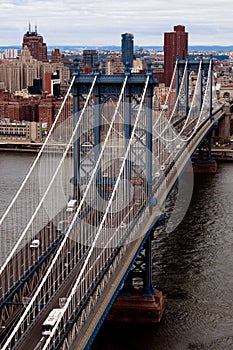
0,0 -> 232,47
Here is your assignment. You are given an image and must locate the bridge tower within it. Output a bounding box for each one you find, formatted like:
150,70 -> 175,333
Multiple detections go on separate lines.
72,59 -> 158,200
176,55 -> 218,173
71,60 -> 165,324
175,55 -> 213,118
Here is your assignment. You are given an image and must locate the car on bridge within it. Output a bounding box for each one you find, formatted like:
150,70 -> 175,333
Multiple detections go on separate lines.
66,199 -> 78,213
30,239 -> 40,248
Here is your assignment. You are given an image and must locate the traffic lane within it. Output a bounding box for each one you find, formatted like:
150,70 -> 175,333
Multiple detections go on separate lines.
16,240 -> 88,350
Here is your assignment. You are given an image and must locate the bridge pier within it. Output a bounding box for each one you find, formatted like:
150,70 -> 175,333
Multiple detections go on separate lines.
192,159 -> 217,174
106,219 -> 165,324
105,289 -> 165,324
192,132 -> 217,173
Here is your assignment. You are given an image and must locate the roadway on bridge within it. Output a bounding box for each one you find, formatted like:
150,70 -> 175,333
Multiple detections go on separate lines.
16,238 -> 86,350
2,180 -> 146,349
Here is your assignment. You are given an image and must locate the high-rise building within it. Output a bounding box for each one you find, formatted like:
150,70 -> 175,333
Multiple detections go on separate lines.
0,46 -> 41,92
121,33 -> 134,67
82,50 -> 98,68
0,44 -> 70,94
164,25 -> 188,86
22,24 -> 48,62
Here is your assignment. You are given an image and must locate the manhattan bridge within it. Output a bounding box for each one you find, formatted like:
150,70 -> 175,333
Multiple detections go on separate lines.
0,55 -> 229,350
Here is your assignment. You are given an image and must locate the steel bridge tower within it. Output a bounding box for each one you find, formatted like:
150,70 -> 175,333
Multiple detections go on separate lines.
175,55 -> 213,117
71,59 -> 165,323
176,55 -> 217,173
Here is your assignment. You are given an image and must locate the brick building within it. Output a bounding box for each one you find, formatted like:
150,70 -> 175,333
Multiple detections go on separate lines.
163,25 -> 188,86
0,88 -> 73,135
22,24 -> 48,62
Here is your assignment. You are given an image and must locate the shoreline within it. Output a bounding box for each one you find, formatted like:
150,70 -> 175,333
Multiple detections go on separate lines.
0,141 -> 42,153
0,147 -> 40,153
0,142 -> 233,162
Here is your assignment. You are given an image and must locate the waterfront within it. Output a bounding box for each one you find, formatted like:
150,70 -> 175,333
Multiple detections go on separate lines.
0,152 -> 233,349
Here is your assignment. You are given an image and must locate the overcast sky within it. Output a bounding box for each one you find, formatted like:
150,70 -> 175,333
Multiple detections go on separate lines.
0,0 -> 232,47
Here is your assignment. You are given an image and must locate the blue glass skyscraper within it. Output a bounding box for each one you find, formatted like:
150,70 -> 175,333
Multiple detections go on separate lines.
121,33 -> 134,68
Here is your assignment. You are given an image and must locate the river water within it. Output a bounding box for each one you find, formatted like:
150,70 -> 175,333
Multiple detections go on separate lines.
1,152 -> 233,350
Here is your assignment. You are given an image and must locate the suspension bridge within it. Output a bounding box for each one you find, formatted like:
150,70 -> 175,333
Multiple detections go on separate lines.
0,56 -> 227,350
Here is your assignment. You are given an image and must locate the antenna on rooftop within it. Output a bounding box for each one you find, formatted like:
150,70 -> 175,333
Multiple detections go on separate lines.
35,25 -> 37,35
28,22 -> 31,32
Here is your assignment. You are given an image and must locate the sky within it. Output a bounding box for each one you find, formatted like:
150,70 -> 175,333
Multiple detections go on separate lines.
0,0 -> 232,47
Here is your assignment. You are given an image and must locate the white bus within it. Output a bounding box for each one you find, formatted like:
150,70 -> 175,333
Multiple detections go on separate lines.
42,308 -> 63,336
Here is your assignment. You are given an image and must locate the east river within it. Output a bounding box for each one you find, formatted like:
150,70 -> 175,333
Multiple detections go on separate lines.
1,151 -> 233,350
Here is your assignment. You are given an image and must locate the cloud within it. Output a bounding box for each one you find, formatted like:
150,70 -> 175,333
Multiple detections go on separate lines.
0,0 -> 232,46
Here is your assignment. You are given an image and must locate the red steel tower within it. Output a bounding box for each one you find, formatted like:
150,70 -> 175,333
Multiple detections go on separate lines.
22,24 -> 48,62
164,25 -> 188,86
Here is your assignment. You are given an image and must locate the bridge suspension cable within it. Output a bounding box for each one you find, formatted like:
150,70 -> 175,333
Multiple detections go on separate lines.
0,75 -> 75,273
2,76 -> 97,350
39,66 -> 226,350
41,74 -> 149,350
178,58 -> 214,142
153,58 -> 214,144
153,59 -> 178,130
1,59 -> 224,349
0,75 -> 75,227
155,59 -> 202,143
1,74 -> 129,350
101,104 -> 124,138
152,59 -> 188,143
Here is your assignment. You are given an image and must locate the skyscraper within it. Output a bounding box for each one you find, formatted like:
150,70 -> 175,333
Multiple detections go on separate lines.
22,24 -> 48,62
121,33 -> 134,67
164,25 -> 188,86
